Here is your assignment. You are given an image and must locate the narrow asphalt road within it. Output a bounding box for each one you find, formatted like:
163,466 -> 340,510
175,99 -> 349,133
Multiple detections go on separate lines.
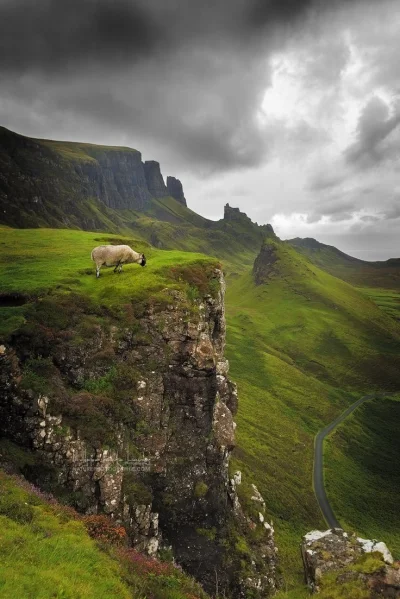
313,393 -> 376,528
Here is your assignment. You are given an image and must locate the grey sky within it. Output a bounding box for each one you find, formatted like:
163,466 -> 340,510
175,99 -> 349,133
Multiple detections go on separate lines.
1,0 -> 399,260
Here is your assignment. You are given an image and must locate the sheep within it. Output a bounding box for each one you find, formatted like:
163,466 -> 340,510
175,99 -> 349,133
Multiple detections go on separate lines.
91,245 -> 146,278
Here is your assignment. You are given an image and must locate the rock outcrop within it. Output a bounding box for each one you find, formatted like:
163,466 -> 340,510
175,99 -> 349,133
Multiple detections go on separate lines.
166,176 -> 187,206
253,241 -> 279,285
0,270 -> 278,597
143,160 -> 168,198
224,203 -> 252,223
302,528 -> 400,597
77,150 -> 152,211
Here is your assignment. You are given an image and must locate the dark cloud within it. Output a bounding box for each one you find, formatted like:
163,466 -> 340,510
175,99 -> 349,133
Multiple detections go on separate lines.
0,0 -> 385,182
0,0 -> 321,75
345,95 -> 400,166
383,203 -> 400,220
0,0 -> 164,73
0,0 -> 332,172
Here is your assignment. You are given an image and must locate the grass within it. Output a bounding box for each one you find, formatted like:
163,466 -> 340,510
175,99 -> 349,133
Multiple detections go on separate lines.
360,287 -> 400,320
225,239 -> 400,588
324,394 -> 400,558
0,470 -> 210,599
39,138 -> 140,163
0,471 -> 132,599
0,226 -> 218,338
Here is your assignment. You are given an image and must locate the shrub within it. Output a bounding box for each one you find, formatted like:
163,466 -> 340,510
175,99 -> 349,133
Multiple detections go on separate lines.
83,515 -> 127,546
122,474 -> 153,506
194,481 -> 208,498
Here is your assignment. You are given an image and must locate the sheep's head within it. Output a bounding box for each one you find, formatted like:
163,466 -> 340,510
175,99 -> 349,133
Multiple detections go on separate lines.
140,253 -> 146,267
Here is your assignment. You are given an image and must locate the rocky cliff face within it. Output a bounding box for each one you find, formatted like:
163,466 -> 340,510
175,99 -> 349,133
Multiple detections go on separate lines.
143,160 -> 169,198
0,126 -> 188,228
302,528 -> 399,597
167,176 -> 187,206
0,270 -> 278,597
76,150 -> 152,211
253,242 -> 279,285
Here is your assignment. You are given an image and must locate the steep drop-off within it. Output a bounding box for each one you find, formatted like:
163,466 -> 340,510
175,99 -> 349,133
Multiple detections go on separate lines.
0,228 -> 278,598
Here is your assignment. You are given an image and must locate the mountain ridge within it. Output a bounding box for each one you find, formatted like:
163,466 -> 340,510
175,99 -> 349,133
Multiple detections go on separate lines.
287,236 -> 400,290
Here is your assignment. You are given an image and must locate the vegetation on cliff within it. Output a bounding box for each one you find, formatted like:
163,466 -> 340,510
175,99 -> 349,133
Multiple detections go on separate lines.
0,469 -> 209,599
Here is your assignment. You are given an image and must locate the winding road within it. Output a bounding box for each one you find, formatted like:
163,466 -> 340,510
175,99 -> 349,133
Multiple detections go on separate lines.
313,393 -> 376,528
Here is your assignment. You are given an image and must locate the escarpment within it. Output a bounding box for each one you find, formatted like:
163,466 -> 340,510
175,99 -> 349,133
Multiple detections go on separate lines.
167,176 -> 187,206
0,126 -> 186,228
0,270 -> 278,598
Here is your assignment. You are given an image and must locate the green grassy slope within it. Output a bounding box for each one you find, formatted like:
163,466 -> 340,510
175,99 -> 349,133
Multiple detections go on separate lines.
225,239 -> 400,587
0,471 -> 132,599
325,394 -> 400,557
0,226 -> 218,339
287,237 -> 400,290
361,287 -> 400,320
0,468 -> 209,599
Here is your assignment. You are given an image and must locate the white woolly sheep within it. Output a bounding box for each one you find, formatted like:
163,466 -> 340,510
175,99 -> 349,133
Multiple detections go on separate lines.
91,245 -> 146,278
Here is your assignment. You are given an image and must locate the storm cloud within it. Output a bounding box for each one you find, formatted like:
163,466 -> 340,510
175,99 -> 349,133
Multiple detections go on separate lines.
0,0 -> 366,172
345,96 -> 400,167
1,0 -> 400,259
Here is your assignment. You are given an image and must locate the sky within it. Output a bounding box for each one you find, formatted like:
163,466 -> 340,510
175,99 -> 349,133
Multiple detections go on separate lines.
1,0 -> 399,260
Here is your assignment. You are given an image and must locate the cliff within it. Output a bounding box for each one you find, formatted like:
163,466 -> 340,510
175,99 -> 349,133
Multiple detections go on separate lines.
253,240 -> 279,285
0,240 -> 278,598
0,126 -> 185,228
143,160 -> 169,198
167,176 -> 187,206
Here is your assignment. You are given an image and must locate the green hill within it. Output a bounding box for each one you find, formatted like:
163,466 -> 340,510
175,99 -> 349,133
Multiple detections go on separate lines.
225,238 -> 400,585
287,237 -> 400,290
325,394 -> 400,558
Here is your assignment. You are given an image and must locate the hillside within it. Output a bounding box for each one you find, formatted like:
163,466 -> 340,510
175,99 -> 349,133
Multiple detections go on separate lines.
0,468 -> 210,599
288,236 -> 400,290
225,238 -> 400,585
0,126 -> 273,269
2,129 -> 400,596
324,392 -> 400,555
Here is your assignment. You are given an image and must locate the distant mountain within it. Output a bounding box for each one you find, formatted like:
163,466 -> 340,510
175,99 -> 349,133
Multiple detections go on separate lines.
0,126 -> 275,268
0,125 -> 186,228
287,237 -> 400,290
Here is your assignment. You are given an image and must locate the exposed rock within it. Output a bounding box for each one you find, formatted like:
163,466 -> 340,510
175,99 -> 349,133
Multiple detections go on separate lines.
166,176 -> 187,206
253,242 -> 278,286
143,160 -> 168,198
0,269 -> 278,598
77,149 -> 152,210
302,528 -> 399,596
224,203 -> 252,223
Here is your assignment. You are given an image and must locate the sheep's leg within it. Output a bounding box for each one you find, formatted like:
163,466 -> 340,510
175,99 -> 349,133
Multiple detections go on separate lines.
96,265 -> 101,278
118,263 -> 123,273
113,261 -> 121,274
